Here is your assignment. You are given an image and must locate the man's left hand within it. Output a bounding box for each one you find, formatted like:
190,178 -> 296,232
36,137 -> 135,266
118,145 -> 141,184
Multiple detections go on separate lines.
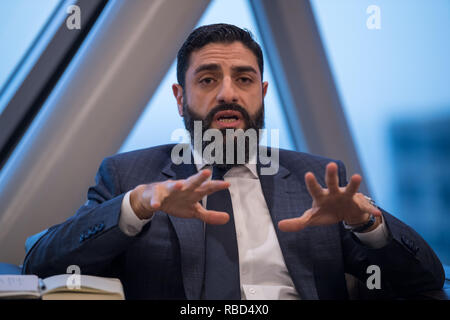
278,162 -> 382,232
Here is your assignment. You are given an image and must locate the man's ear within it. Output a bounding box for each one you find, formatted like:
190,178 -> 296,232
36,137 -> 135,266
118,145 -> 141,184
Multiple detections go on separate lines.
172,84 -> 184,116
262,81 -> 269,98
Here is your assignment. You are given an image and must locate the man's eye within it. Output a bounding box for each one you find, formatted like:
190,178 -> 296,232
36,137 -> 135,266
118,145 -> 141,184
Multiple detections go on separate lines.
200,78 -> 215,85
238,77 -> 252,84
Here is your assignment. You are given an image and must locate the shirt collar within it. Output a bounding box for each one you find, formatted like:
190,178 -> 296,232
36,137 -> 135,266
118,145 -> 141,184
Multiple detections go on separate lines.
192,146 -> 258,179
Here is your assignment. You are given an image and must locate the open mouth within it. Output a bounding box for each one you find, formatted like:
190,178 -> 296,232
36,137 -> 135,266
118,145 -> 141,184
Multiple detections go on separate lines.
213,110 -> 243,128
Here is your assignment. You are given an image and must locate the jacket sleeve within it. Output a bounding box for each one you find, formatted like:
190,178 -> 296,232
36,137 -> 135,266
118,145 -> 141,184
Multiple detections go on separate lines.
22,156 -> 138,278
336,161 -> 445,298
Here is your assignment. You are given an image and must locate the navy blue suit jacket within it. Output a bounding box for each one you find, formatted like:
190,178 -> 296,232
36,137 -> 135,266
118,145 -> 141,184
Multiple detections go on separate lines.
23,144 -> 445,299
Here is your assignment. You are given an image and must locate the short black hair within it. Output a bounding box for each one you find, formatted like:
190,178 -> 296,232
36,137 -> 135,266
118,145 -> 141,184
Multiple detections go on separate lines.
176,23 -> 264,88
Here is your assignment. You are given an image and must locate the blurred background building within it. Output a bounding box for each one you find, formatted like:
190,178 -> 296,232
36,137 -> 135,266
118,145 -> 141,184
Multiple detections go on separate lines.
390,115 -> 450,263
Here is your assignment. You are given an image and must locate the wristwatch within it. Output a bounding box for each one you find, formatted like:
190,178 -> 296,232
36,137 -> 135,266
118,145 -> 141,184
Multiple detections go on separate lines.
342,196 -> 377,233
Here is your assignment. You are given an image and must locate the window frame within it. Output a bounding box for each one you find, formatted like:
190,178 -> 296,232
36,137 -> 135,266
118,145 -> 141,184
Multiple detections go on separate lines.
0,0 -> 109,170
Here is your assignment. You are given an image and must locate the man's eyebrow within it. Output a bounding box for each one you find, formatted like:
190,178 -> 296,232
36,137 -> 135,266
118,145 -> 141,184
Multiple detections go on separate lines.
193,64 -> 258,75
231,65 -> 258,74
194,63 -> 221,74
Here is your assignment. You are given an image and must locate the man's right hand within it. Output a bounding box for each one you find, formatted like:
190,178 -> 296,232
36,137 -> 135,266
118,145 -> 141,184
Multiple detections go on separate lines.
129,169 -> 230,225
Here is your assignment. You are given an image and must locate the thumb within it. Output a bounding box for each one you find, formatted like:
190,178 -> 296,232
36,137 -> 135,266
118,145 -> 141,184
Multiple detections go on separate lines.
278,210 -> 313,232
194,203 -> 230,225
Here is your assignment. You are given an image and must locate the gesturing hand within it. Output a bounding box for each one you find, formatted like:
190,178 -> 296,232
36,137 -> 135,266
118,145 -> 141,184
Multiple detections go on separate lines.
278,162 -> 382,232
130,169 -> 231,225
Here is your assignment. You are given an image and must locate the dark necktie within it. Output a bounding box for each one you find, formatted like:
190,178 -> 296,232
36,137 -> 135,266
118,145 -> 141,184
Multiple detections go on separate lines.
203,166 -> 241,300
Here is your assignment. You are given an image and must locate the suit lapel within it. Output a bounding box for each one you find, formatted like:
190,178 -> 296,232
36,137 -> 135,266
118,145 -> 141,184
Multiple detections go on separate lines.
258,160 -> 319,300
159,148 -> 320,299
161,160 -> 205,300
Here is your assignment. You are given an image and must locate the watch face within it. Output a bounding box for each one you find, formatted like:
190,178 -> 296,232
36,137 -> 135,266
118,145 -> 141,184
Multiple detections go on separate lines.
364,195 -> 376,207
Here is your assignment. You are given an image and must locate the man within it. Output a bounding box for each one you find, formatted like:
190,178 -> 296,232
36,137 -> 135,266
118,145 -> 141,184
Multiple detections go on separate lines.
23,24 -> 444,300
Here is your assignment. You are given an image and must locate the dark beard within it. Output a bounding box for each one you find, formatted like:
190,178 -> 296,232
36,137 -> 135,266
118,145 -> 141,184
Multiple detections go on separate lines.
182,101 -> 265,170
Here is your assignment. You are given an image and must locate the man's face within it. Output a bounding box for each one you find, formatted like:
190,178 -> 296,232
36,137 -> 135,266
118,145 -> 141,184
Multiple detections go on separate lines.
173,41 -> 268,132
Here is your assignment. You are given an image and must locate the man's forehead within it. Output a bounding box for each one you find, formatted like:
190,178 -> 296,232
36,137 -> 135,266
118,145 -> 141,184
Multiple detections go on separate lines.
188,42 -> 259,72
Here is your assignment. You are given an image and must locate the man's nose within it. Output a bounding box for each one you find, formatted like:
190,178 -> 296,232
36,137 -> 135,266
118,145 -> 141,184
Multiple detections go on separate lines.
216,77 -> 238,104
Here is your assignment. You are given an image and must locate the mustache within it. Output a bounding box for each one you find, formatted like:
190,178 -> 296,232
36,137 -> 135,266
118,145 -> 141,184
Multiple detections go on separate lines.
182,101 -> 265,139
205,103 -> 251,128
185,103 -> 251,129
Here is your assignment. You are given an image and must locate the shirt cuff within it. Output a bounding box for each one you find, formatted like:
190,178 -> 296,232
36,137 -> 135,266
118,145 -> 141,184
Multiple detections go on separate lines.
119,190 -> 152,236
353,215 -> 390,249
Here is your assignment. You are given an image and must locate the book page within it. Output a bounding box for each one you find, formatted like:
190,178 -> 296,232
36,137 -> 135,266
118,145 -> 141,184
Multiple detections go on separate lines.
42,274 -> 124,299
42,291 -> 123,300
0,275 -> 40,298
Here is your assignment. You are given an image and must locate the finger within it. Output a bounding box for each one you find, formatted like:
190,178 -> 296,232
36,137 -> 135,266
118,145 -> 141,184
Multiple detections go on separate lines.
325,162 -> 340,194
278,210 -> 313,232
345,174 -> 362,195
363,199 -> 382,217
183,169 -> 212,191
354,193 -> 382,217
305,172 -> 324,199
370,207 -> 382,217
166,180 -> 184,192
149,184 -> 168,209
194,203 -> 230,225
196,180 -> 230,196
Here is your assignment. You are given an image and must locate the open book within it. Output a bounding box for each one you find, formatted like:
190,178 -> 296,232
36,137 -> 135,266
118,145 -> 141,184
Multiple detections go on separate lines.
0,274 -> 124,300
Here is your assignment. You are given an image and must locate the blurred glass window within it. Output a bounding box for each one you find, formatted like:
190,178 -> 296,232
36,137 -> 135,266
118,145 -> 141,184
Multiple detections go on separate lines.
311,0 -> 450,264
0,0 -> 63,115
120,0 -> 295,153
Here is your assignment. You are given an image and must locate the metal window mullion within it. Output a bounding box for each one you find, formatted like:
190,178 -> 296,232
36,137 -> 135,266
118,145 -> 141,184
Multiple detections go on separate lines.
249,0 -> 369,194
0,0 -> 109,169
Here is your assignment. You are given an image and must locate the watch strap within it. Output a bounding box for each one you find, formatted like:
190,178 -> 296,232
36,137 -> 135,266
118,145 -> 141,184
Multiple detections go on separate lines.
342,213 -> 376,233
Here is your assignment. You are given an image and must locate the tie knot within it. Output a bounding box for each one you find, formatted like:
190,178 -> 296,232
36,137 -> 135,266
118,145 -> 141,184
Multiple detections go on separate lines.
211,166 -> 229,180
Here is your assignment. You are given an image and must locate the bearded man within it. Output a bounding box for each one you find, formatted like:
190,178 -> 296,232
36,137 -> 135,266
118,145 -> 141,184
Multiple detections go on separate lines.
23,24 -> 444,300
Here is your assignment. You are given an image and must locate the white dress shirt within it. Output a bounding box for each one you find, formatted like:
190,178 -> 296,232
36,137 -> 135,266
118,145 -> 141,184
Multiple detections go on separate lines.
119,161 -> 390,299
